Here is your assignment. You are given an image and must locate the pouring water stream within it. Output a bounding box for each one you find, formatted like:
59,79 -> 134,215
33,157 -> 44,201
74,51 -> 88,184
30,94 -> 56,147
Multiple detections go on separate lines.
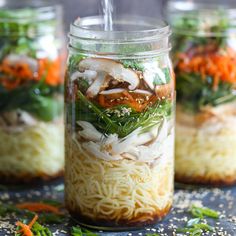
101,0 -> 113,31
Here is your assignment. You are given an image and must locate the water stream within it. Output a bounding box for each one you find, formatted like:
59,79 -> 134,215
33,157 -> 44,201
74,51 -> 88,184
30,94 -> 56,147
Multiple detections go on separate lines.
101,0 -> 113,31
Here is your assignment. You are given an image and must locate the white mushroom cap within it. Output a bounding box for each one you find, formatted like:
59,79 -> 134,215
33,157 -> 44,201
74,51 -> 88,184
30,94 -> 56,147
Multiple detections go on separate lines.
79,58 -> 139,90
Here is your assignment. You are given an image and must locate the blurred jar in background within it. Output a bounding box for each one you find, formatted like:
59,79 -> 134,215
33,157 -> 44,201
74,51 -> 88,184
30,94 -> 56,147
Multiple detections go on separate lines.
0,0 -> 65,183
167,0 -> 236,185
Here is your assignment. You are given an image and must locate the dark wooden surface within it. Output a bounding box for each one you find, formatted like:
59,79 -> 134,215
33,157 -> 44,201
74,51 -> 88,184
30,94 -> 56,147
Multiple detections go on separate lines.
0,179 -> 235,235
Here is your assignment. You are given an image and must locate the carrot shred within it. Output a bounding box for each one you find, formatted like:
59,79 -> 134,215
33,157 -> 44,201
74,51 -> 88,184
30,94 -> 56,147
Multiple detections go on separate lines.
177,47 -> 236,89
16,202 -> 61,215
16,214 -> 38,236
97,91 -> 152,112
38,57 -> 62,86
0,56 -> 63,90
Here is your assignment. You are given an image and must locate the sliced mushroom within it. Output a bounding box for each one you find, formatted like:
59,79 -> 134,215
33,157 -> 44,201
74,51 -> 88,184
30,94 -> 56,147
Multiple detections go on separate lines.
131,89 -> 152,96
79,58 -> 139,90
77,121 -> 104,142
1,110 -> 37,127
86,72 -> 107,98
82,141 -> 121,161
71,70 -> 97,83
99,88 -> 126,95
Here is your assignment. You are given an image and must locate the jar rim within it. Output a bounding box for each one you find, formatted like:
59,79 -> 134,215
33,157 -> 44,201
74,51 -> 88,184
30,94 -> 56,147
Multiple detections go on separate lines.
0,0 -> 62,36
0,0 -> 61,22
70,15 -> 170,42
167,0 -> 236,37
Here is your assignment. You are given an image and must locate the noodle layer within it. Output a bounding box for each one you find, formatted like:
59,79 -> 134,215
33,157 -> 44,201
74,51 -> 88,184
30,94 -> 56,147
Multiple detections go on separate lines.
0,121 -> 64,181
65,136 -> 174,225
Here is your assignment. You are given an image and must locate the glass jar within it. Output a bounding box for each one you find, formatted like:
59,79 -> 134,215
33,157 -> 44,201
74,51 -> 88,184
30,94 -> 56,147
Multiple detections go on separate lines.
167,1 -> 236,185
0,1 -> 65,183
65,15 -> 175,230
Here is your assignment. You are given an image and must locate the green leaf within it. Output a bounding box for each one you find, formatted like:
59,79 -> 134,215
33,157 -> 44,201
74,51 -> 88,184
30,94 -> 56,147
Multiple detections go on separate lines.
39,213 -> 65,224
146,233 -> 160,236
71,226 -> 99,236
176,73 -> 236,112
24,95 -> 63,122
121,59 -> 145,72
76,90 -> 172,138
193,223 -> 214,232
31,221 -> 53,236
186,218 -> 201,227
0,82 -> 63,121
40,199 -> 62,207
191,205 -> 219,219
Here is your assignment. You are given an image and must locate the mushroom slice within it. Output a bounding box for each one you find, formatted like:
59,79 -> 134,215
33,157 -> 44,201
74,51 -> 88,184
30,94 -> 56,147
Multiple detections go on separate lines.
71,70 -> 97,83
131,89 -> 152,96
86,72 -> 107,98
79,58 -> 139,90
82,142 -> 121,161
77,121 -> 104,142
99,88 -> 126,95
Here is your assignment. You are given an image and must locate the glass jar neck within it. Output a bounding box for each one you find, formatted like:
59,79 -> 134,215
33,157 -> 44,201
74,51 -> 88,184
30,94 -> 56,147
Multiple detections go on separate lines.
167,1 -> 236,37
0,1 -> 62,37
69,15 -> 171,59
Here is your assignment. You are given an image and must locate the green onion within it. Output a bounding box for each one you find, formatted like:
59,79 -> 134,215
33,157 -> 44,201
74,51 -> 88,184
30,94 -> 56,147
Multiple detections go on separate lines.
191,205 -> 219,219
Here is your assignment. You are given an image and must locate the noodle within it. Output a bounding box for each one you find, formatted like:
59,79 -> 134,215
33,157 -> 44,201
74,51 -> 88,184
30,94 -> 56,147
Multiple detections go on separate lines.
65,134 -> 174,223
0,121 -> 64,178
175,103 -> 236,184
175,122 -> 236,184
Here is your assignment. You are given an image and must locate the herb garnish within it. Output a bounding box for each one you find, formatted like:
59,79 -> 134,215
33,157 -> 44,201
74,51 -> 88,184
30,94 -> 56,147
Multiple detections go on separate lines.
0,201 -> 65,224
176,205 -> 219,235
71,226 -> 99,236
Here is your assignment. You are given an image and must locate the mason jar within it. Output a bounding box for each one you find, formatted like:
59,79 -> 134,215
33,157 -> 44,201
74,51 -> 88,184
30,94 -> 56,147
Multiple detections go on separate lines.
65,15 -> 175,230
0,1 -> 65,183
167,1 -> 236,185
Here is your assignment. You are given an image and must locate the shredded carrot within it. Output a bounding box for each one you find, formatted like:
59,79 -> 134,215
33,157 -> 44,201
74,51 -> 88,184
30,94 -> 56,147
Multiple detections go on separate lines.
38,57 -> 63,86
97,91 -> 156,112
0,56 -> 63,90
177,47 -> 236,89
16,202 -> 61,215
16,214 -> 38,236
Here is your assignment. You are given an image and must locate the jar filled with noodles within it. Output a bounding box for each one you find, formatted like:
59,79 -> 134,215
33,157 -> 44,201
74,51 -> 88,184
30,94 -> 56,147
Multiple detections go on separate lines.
65,15 -> 175,230
167,0 -> 236,185
0,1 -> 65,183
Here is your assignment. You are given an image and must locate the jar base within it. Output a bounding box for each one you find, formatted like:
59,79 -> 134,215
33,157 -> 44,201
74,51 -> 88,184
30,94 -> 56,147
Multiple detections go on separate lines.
0,171 -> 64,185
68,205 -> 172,231
175,174 -> 236,187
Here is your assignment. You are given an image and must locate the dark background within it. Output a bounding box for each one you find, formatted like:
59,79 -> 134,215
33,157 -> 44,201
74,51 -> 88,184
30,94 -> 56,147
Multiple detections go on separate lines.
59,0 -> 166,32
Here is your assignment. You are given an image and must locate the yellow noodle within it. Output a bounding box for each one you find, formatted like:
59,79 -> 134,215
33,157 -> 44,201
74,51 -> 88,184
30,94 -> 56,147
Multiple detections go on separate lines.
0,121 -> 64,177
65,136 -> 174,223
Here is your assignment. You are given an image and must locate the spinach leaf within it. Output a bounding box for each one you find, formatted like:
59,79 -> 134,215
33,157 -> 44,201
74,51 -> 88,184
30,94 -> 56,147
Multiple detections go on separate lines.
121,59 -> 145,72
75,90 -> 172,138
0,83 -> 63,121
176,73 -> 236,112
